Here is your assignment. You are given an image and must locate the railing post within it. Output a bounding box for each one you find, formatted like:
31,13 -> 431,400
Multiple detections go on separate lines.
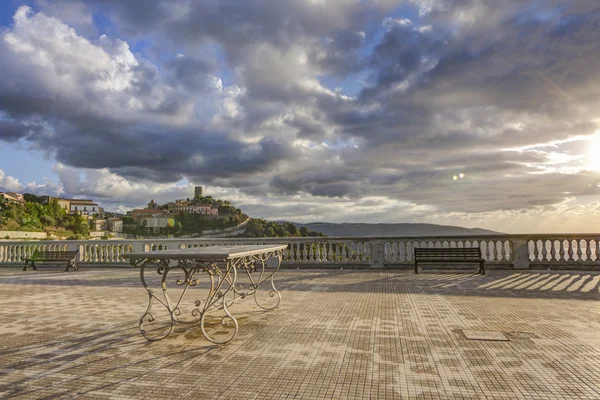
131,241 -> 146,254
370,240 -> 385,268
512,238 -> 530,270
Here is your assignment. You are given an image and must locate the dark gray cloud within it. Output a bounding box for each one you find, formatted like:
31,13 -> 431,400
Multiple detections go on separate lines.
0,117 -> 31,142
1,1 -> 600,221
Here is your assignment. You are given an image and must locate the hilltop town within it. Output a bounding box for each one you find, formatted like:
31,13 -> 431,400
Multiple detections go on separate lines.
123,186 -> 247,236
0,186 -> 247,239
0,187 -> 327,239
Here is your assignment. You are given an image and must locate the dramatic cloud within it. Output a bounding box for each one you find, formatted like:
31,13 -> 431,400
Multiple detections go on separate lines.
1,1 -> 600,232
0,169 -> 23,191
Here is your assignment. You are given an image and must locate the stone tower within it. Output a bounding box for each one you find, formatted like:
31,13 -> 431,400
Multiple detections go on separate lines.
194,186 -> 203,199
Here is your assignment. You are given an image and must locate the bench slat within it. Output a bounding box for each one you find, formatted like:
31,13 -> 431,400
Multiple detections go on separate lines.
414,247 -> 485,275
24,250 -> 79,272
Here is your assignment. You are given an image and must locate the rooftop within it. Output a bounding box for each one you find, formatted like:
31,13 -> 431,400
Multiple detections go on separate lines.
0,268 -> 598,399
60,198 -> 94,203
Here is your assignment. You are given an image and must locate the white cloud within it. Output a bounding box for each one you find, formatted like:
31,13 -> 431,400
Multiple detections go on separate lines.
0,169 -> 23,191
382,17 -> 412,29
4,7 -> 136,94
0,6 -> 195,124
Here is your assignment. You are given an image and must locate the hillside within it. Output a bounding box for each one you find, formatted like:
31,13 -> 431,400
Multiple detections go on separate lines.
0,194 -> 90,239
284,222 -> 502,237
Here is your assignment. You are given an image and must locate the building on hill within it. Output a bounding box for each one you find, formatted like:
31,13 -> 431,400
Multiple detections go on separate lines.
0,192 -> 25,204
130,209 -> 170,233
55,198 -> 101,216
56,198 -> 71,211
69,200 -> 101,216
194,186 -> 203,199
139,215 -> 170,233
107,218 -> 123,233
92,219 -> 106,231
148,199 -> 157,209
174,203 -> 218,217
131,209 -> 167,223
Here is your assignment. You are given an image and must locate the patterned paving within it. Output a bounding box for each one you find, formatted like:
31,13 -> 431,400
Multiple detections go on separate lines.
0,267 -> 599,399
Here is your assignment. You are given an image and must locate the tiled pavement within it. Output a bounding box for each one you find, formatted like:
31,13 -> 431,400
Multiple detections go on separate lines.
0,267 -> 599,399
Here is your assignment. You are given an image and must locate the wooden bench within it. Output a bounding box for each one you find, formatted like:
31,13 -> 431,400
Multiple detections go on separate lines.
414,247 -> 485,274
23,250 -> 79,272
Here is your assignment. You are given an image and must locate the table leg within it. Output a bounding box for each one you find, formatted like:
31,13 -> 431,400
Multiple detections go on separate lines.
138,259 -> 176,341
198,260 -> 239,344
252,251 -> 283,310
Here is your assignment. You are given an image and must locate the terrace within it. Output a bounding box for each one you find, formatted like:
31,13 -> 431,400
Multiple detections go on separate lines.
0,235 -> 599,399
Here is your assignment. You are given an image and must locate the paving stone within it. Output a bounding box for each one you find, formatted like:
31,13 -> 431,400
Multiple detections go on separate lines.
462,330 -> 509,341
0,268 -> 598,399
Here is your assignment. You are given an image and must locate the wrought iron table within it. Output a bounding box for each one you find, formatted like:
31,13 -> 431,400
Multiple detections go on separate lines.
123,244 -> 287,344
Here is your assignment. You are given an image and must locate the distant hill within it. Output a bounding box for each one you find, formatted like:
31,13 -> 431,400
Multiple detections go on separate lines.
283,222 -> 502,237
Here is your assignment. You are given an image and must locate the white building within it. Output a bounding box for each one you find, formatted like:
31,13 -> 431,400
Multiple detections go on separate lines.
92,219 -> 106,231
0,192 -> 25,204
107,218 -> 123,233
174,203 -> 219,217
70,201 -> 100,216
140,215 -> 170,233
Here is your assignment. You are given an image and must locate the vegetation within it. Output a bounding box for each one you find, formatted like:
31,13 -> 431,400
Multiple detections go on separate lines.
0,193 -> 325,240
0,196 -> 90,238
176,211 -> 247,235
242,219 -> 325,238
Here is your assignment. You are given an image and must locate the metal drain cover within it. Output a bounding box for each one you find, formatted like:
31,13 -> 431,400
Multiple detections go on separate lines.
463,330 -> 509,341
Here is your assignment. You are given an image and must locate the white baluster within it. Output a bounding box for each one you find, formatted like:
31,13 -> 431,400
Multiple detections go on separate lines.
541,240 -> 548,262
558,240 -> 565,262
575,240 -> 582,261
585,239 -> 592,262
567,240 -> 575,262
550,240 -> 557,262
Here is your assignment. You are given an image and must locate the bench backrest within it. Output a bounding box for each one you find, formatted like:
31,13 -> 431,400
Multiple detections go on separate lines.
32,250 -> 78,260
414,247 -> 481,260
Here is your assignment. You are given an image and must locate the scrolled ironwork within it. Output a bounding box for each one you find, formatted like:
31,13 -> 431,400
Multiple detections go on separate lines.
130,248 -> 284,344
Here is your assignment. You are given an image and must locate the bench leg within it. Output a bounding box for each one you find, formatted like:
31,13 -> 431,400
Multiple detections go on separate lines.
23,261 -> 36,271
414,262 -> 419,274
65,260 -> 78,272
480,261 -> 485,275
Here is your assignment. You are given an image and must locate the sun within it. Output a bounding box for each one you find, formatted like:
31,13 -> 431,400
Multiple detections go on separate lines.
587,135 -> 600,171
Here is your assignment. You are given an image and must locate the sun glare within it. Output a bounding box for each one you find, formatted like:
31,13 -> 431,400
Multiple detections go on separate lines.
588,135 -> 600,171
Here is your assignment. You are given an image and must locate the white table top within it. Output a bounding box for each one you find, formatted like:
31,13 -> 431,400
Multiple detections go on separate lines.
123,244 -> 288,261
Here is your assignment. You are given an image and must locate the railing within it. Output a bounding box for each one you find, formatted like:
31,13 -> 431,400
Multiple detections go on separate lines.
0,235 -> 598,269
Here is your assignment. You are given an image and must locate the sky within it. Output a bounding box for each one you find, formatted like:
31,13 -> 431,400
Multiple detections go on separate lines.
0,0 -> 599,234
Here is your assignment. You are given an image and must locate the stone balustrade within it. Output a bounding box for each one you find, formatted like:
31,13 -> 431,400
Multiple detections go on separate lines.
0,235 -> 598,269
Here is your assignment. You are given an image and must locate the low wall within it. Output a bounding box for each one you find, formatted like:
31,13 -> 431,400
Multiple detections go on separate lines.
1,234 -> 599,270
202,227 -> 248,238
201,218 -> 250,236
0,231 -> 47,240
